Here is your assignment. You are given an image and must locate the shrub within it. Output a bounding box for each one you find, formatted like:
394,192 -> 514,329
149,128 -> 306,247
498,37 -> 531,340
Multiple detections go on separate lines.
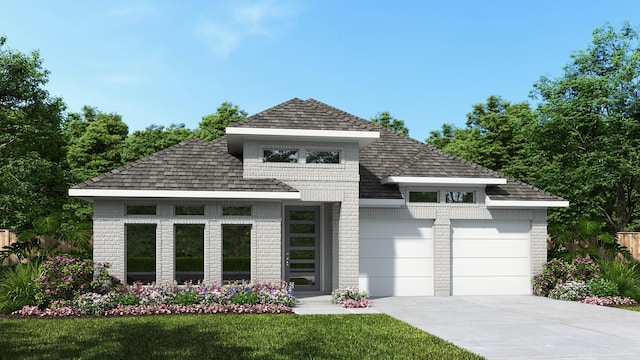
548,281 -> 591,301
0,262 -> 42,313
580,296 -> 638,306
597,260 -> 640,301
586,278 -> 619,297
74,293 -> 116,316
171,291 -> 203,306
34,255 -> 121,307
532,257 -> 599,297
332,287 -> 371,308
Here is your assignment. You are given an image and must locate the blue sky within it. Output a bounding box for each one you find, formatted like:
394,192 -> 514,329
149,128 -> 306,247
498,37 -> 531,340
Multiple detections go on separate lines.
2,0 -> 640,142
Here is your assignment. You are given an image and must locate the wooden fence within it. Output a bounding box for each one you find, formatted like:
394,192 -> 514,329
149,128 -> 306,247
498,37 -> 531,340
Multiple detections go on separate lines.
618,232 -> 640,263
1,229 -> 18,267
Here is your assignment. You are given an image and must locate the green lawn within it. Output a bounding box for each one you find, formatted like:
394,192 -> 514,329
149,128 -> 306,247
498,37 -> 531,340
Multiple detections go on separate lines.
0,314 -> 483,359
623,306 -> 640,312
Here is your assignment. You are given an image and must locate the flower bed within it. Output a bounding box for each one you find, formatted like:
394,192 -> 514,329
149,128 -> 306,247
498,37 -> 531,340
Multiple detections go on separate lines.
332,287 -> 371,308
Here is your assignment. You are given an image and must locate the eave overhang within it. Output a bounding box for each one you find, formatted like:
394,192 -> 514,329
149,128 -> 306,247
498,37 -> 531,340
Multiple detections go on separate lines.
484,196 -> 570,208
226,127 -> 380,154
381,176 -> 507,186
69,189 -> 301,202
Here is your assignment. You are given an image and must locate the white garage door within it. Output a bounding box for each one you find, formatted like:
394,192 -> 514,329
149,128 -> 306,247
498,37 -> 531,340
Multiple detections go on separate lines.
451,220 -> 531,295
359,217 -> 434,296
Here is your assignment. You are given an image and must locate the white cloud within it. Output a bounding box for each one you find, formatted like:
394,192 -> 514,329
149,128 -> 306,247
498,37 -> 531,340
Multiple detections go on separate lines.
196,0 -> 296,58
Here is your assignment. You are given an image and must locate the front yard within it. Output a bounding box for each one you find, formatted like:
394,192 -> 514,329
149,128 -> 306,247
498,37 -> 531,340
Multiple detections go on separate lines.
0,314 -> 484,359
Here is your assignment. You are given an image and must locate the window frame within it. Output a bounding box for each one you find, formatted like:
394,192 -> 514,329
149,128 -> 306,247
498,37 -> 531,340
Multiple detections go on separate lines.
445,191 -> 475,204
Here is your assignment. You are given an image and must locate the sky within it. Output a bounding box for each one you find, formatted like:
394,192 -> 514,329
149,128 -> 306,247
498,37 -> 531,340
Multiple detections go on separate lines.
2,0 -> 640,142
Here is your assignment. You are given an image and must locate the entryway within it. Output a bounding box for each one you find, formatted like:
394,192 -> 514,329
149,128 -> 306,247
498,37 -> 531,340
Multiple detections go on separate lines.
284,206 -> 320,291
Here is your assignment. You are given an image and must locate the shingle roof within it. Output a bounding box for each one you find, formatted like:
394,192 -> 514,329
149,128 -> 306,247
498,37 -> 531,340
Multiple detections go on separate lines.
73,98 -> 564,203
72,137 -> 297,193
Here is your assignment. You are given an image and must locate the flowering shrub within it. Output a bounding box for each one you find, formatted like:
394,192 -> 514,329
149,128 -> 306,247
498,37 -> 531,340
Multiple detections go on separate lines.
548,281 -> 591,301
13,280 -> 296,317
580,296 -> 638,306
586,278 -> 619,297
332,287 -> 371,308
532,257 -> 599,297
34,255 -> 121,307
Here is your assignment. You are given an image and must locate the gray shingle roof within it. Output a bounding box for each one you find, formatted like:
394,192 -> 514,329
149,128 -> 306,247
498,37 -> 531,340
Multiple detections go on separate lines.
72,137 -> 297,193
73,98 -> 564,203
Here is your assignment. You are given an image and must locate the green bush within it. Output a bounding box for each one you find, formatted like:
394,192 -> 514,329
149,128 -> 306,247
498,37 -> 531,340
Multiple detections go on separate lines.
170,291 -> 203,306
230,291 -> 259,305
532,257 -> 599,297
548,281 -> 591,301
0,262 -> 42,313
114,292 -> 140,306
586,278 -> 619,297
597,260 -> 640,301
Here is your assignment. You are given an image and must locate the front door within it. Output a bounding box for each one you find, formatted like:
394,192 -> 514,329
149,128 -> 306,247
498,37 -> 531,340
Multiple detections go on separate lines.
285,206 -> 320,291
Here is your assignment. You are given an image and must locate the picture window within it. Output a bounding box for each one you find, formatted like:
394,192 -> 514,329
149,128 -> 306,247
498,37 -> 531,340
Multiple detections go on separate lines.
445,191 -> 474,203
126,205 -> 156,215
409,192 -> 439,203
222,206 -> 252,216
175,205 -> 205,216
263,149 -> 298,163
306,150 -> 340,164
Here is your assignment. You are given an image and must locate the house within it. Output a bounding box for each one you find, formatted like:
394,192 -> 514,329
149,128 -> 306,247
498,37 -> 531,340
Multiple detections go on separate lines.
69,98 -> 568,296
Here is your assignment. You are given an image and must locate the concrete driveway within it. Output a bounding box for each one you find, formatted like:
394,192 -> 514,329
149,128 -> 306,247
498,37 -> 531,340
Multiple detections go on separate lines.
372,296 -> 640,360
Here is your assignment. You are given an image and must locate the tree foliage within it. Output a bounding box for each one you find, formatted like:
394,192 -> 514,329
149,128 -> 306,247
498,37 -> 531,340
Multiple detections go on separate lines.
196,102 -> 247,141
532,22 -> 640,232
426,96 -> 536,181
0,36 -> 68,231
370,111 -> 409,136
65,106 -> 129,181
122,124 -> 193,163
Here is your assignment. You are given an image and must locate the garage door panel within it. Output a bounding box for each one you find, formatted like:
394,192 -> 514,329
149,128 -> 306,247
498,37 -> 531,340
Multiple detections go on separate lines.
360,258 -> 433,277
452,221 -> 530,239
453,277 -> 532,295
360,238 -> 434,258
360,217 -> 434,296
452,220 -> 531,296
453,239 -> 529,258
359,276 -> 434,296
360,219 -> 433,239
453,258 -> 529,276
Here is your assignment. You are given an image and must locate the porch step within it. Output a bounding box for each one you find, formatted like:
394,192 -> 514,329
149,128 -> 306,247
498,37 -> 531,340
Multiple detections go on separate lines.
296,295 -> 333,304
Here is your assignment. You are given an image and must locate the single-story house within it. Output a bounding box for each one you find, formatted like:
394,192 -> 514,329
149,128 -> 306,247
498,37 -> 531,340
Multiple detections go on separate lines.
69,98 -> 568,296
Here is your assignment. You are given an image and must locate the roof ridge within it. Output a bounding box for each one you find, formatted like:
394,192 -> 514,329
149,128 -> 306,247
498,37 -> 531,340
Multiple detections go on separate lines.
73,137 -> 206,188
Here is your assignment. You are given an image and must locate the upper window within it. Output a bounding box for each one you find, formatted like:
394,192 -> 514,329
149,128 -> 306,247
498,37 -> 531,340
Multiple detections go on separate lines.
126,205 -> 156,215
263,149 -> 298,163
223,206 -> 252,216
175,205 -> 205,216
306,150 -> 340,164
409,191 -> 438,203
446,192 -> 474,203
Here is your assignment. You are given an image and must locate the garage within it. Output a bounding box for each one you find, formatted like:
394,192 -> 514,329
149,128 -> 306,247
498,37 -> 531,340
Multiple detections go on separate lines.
451,220 -> 531,295
359,217 -> 434,296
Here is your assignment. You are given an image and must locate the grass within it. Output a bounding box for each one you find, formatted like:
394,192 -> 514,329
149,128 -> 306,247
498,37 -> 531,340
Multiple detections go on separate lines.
0,314 -> 483,359
622,306 -> 640,312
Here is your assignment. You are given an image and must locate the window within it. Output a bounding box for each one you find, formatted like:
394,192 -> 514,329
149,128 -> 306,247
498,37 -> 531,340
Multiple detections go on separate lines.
446,191 -> 474,203
126,224 -> 156,284
175,224 -> 204,284
306,150 -> 340,164
175,205 -> 204,216
263,149 -> 298,163
126,205 -> 156,215
409,191 -> 438,203
222,224 -> 251,283
222,206 -> 252,216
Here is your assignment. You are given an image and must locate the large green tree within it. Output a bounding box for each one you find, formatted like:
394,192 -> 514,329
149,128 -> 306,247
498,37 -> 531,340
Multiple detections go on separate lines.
426,96 -> 536,181
64,106 -> 129,181
370,111 -> 409,136
532,22 -> 640,232
0,36 -> 67,231
122,123 -> 193,163
196,102 -> 247,141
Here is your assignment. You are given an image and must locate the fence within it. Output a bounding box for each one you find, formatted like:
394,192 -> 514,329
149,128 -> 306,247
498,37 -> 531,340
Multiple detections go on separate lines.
1,229 -> 18,267
618,232 -> 640,263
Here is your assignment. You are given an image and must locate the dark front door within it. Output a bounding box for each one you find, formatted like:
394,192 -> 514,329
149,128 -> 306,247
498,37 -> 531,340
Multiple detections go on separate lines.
285,206 -> 320,291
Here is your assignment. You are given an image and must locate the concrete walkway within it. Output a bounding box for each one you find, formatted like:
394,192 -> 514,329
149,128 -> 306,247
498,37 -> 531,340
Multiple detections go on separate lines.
294,295 -> 640,359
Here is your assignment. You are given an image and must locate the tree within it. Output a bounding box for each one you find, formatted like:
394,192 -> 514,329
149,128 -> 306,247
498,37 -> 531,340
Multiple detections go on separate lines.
122,123 -> 193,163
531,22 -> 640,232
196,102 -> 247,141
0,36 -> 68,231
370,111 -> 409,136
65,106 -> 129,181
425,96 -> 537,181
